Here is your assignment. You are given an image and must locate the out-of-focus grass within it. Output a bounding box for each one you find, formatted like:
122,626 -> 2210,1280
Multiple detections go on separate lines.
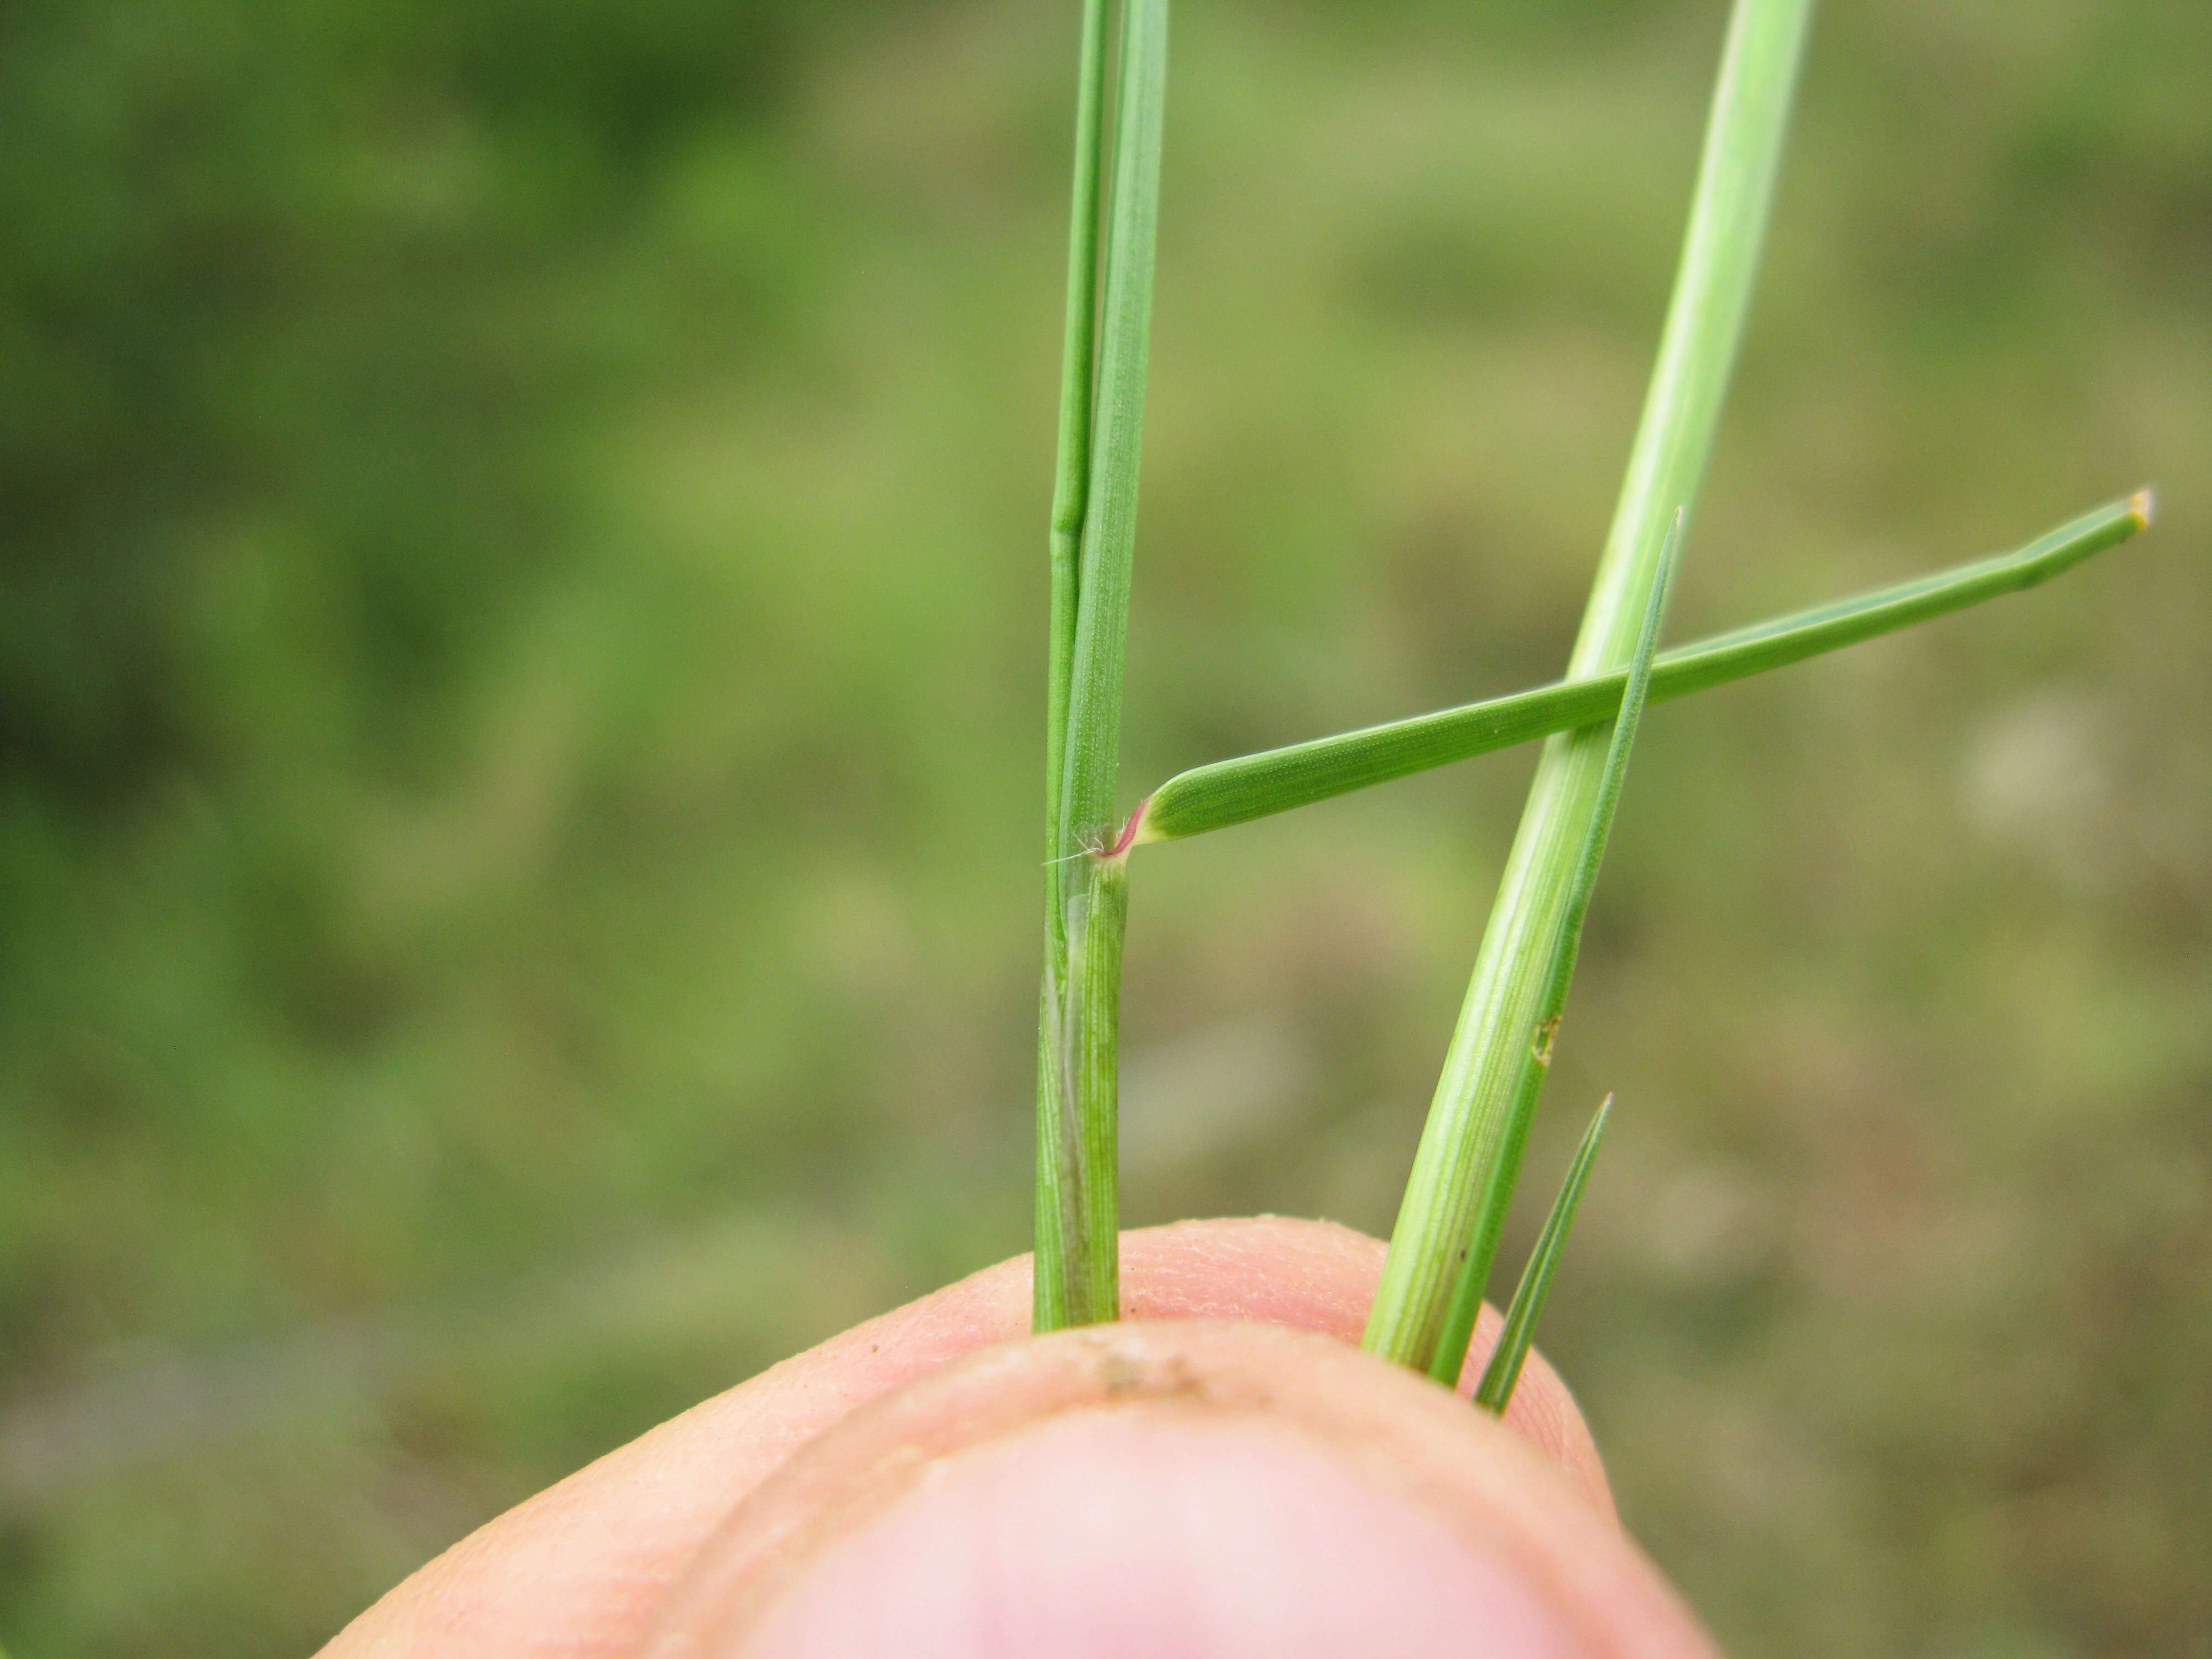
0,1 -> 2206,1653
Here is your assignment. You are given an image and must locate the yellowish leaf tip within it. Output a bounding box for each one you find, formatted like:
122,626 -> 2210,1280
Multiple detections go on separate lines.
2129,487 -> 2157,531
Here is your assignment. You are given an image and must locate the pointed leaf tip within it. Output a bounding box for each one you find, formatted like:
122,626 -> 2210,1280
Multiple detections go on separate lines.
1469,1089 -> 1615,1415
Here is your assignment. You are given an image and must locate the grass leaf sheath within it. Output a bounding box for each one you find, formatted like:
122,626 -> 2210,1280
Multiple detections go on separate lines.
1036,0 -> 1171,1331
1363,0 -> 1815,1374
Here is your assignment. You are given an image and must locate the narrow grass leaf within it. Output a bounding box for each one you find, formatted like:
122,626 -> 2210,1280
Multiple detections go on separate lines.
1364,0 -> 1814,1373
1134,492 -> 2147,846
1426,513 -> 1678,1385
1057,0 -> 1168,859
1473,1094 -> 1614,1415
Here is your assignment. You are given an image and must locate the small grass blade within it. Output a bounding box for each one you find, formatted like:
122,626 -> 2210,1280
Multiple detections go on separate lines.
1425,513 -> 1678,1385
1364,0 -> 1814,1374
1037,0 -> 1171,1331
1132,492 -> 2148,847
1473,1094 -> 1614,1415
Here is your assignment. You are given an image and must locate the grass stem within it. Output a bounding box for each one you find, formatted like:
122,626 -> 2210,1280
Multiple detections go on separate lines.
1363,0 -> 1814,1374
1034,0 -> 1113,1334
1037,0 -> 1170,1329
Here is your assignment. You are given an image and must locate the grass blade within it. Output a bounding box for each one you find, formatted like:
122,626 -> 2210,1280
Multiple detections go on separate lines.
1364,0 -> 1814,1374
1473,1094 -> 1614,1415
1034,0 -> 1114,1335
1133,491 -> 2148,847
1037,0 -> 1171,1330
1044,0 -> 1111,877
1058,0 -> 1169,855
1425,513 -> 1678,1385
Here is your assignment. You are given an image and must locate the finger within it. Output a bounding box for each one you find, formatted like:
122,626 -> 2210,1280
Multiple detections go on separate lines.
644,1319 -> 1711,1659
319,1216 -> 1602,1657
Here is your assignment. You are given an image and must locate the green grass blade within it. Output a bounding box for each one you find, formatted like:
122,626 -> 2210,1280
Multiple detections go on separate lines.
1037,0 -> 1170,1331
1045,0 -> 1110,879
1134,491 -> 2148,847
1364,0 -> 1813,1374
1425,513 -> 1678,1385
1473,1094 -> 1614,1415
1058,0 -> 1168,860
1034,0 -> 1113,1335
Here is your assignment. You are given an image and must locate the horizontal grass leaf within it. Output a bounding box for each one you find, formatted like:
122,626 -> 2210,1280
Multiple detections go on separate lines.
1136,492 -> 2148,847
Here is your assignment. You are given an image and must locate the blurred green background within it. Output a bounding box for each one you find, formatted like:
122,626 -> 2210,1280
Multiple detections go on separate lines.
2,0 -> 2206,1652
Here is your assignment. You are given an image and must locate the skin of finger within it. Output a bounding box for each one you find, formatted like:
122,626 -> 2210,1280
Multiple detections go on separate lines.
318,1216 -> 1605,1657
641,1319 -> 1711,1659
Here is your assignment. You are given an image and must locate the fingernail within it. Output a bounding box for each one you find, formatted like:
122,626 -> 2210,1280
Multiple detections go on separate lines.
735,1403 -> 1587,1658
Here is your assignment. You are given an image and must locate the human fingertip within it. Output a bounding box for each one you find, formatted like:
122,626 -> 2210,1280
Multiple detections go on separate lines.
645,1322 -> 1715,1659
735,1404 -> 1582,1658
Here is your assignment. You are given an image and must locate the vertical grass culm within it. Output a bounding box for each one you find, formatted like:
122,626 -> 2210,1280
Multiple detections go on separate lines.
1033,0 -> 1112,1337
1425,513 -> 1681,1384
1363,0 -> 1815,1375
1035,0 -> 1171,1331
